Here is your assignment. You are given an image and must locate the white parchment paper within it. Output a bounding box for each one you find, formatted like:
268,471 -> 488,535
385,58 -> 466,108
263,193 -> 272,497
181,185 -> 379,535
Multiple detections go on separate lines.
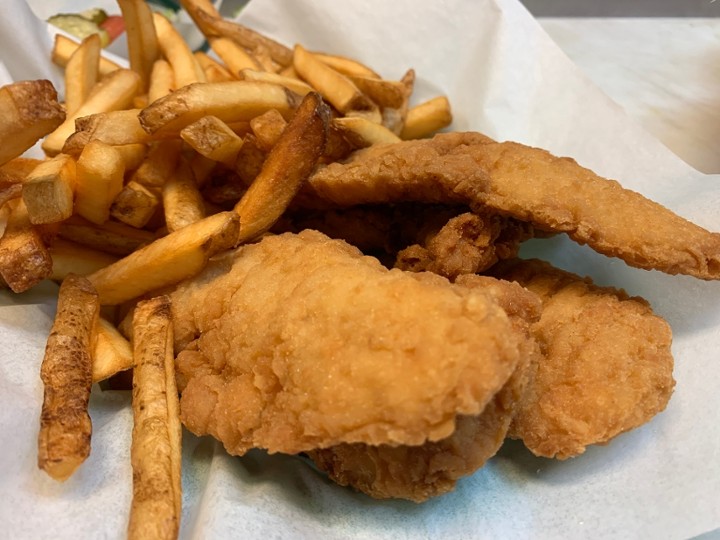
1,0 -> 719,538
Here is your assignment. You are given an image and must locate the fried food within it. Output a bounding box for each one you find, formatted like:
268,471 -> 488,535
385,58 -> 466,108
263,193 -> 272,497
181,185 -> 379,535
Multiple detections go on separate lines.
171,230 -> 528,455
307,132 -> 720,280
492,258 -> 675,459
309,275 -> 541,502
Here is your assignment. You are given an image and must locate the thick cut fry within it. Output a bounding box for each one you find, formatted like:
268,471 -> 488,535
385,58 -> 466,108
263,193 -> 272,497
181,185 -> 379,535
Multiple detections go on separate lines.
163,160 -> 206,232
0,157 -> 43,183
148,59 -> 175,103
194,51 -> 234,82
153,12 -> 206,89
180,115 -> 244,166
52,34 -> 121,77
38,274 -> 99,481
312,52 -> 380,79
64,33 -> 101,116
128,296 -> 181,540
346,75 -> 405,109
75,141 -> 126,225
189,152 -> 217,188
250,109 -> 287,151
49,239 -> 118,281
59,215 -> 155,256
400,96 -> 453,140
209,37 -> 260,75
118,0 -> 160,93
132,140 -> 183,189
88,211 -> 239,305
43,69 -> 141,156
181,1 -> 292,67
62,109 -> 150,155
293,45 -> 373,114
0,200 -> 52,292
233,134 -> 266,185
93,317 -> 133,382
111,180 -> 160,228
235,92 -> 329,243
114,143 -> 148,171
139,81 -> 296,137
240,68 -> 313,96
0,80 -> 65,165
333,116 -> 401,148
252,44 -> 278,73
22,154 -> 77,225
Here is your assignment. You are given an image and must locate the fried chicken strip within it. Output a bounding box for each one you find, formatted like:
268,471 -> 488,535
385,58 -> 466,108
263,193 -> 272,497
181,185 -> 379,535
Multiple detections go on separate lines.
492,258 -> 675,459
307,132 -> 720,280
309,275 -> 541,502
171,231 -> 528,455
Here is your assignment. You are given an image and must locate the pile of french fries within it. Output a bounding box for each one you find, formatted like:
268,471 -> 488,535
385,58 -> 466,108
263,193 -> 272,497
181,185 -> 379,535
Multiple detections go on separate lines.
0,0 -> 452,537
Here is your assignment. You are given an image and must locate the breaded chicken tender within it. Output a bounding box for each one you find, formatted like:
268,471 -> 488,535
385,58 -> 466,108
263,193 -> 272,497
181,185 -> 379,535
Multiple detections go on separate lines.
170,231 -> 529,455
493,259 -> 675,459
307,132 -> 720,280
309,275 -> 541,502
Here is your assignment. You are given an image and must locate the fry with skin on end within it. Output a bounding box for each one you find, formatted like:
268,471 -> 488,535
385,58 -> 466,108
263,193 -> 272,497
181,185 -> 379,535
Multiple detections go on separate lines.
49,239 -> 118,281
333,116 -> 401,148
0,200 -> 52,292
346,75 -> 405,109
88,211 -> 239,305
93,317 -> 133,383
59,215 -> 155,256
153,12 -> 206,89
180,115 -> 244,166
209,37 -> 260,75
128,295 -> 181,540
64,33 -> 101,116
111,180 -> 160,228
62,109 -> 150,156
240,68 -> 313,96
75,141 -> 126,225
250,109 -> 287,151
22,154 -> 77,225
52,34 -> 121,77
148,59 -> 175,103
38,274 -> 99,482
235,92 -> 329,243
163,159 -> 206,232
400,95 -> 453,140
293,45 -> 373,114
118,0 -> 160,93
0,80 -> 65,165
43,69 -> 141,156
139,81 -> 297,137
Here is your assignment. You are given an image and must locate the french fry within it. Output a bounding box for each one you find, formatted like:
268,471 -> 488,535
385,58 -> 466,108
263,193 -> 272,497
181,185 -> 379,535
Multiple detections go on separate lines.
0,200 -> 52,292
88,211 -> 239,305
383,68 -> 415,135
64,33 -> 101,116
346,75 -> 405,109
114,143 -> 148,171
163,160 -> 206,232
333,116 -> 401,148
251,44 -> 278,73
43,69 -> 141,156
189,152 -> 217,189
210,37 -> 260,75
52,34 -> 121,77
139,81 -> 297,137
312,52 -> 380,79
279,64 -> 300,79
75,141 -> 126,225
49,239 -> 118,282
0,80 -> 65,165
148,59 -> 175,103
59,215 -> 155,256
22,154 -> 77,224
118,0 -> 160,93
0,157 -> 43,183
38,274 -> 99,482
128,295 -> 181,540
181,1 -> 293,67
0,181 -> 21,208
235,92 -> 329,243
250,109 -> 287,151
62,109 -> 150,155
344,107 -> 383,125
111,180 -> 160,228
240,68 -> 313,96
153,12 -> 206,89
293,45 -> 373,114
131,139 -> 183,189
194,51 -> 234,83
400,95 -> 453,140
233,134 -> 266,186
93,317 -> 133,383
180,115 -> 244,166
